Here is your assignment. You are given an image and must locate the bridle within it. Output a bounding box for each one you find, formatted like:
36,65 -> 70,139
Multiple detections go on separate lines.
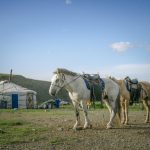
50,74 -> 82,92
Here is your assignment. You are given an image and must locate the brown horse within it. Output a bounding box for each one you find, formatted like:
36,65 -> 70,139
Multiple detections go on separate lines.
109,77 -> 150,124
139,81 -> 150,122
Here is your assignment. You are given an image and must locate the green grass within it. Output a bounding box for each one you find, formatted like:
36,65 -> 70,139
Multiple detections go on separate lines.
129,103 -> 145,111
0,120 -> 25,126
0,108 -> 77,146
0,119 -> 48,145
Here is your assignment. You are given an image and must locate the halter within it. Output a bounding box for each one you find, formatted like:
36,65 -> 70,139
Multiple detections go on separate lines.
50,74 -> 81,92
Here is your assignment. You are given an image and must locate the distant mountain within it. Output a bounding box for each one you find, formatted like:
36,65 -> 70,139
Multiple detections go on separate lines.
0,74 -> 70,104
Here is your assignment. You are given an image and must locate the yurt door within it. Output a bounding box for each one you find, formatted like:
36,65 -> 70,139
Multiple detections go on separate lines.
12,94 -> 18,108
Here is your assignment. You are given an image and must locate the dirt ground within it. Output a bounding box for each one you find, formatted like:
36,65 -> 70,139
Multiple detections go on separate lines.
0,108 -> 150,150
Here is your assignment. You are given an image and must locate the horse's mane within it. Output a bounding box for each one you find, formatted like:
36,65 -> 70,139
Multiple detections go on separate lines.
54,68 -> 78,76
140,81 -> 150,90
109,76 -> 122,85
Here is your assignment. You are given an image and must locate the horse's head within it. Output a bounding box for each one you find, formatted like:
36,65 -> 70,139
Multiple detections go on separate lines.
49,72 -> 66,96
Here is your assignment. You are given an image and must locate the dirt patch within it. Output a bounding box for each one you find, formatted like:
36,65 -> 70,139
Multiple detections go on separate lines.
0,109 -> 150,150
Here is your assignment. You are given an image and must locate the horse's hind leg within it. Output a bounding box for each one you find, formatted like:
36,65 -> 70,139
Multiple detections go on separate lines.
142,99 -> 149,123
104,99 -> 116,129
120,97 -> 125,124
81,100 -> 92,129
124,99 -> 129,125
104,99 -> 113,129
107,109 -> 116,129
72,101 -> 81,130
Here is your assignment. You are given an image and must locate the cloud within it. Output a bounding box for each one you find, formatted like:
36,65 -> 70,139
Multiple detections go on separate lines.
65,0 -> 72,5
110,42 -> 133,52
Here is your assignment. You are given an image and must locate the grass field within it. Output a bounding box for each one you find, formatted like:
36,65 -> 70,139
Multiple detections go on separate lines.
0,110 -> 48,145
0,105 -> 150,150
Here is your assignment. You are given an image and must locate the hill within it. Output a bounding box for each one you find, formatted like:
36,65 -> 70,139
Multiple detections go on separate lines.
0,74 -> 70,104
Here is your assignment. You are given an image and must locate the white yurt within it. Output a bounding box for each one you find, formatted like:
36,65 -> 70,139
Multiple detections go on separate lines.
0,80 -> 37,109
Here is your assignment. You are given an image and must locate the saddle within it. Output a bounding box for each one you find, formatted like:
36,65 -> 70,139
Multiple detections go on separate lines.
125,77 -> 141,105
83,74 -> 105,103
83,74 -> 100,81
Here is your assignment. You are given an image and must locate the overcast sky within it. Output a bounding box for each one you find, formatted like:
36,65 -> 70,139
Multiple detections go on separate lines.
0,0 -> 150,81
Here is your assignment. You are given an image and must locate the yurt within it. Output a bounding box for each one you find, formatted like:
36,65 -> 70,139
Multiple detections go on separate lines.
0,80 -> 37,109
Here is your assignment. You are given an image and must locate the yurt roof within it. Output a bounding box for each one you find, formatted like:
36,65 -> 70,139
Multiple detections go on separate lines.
0,80 -> 37,95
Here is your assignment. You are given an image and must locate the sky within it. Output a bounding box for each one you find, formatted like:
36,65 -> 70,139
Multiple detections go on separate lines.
0,0 -> 150,81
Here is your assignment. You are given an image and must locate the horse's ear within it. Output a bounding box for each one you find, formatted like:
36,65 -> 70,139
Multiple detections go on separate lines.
62,74 -> 65,80
125,76 -> 130,81
57,69 -> 59,74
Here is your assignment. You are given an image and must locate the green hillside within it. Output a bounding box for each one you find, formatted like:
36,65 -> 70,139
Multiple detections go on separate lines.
0,74 -> 70,104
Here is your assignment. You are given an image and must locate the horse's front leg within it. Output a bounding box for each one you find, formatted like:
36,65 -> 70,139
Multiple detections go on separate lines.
81,100 -> 92,129
72,101 -> 80,130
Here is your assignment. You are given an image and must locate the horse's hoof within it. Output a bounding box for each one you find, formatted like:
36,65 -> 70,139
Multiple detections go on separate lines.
73,125 -> 78,131
106,125 -> 112,129
121,121 -> 125,124
106,126 -> 112,129
144,121 -> 149,123
83,123 -> 88,129
83,126 -> 88,129
83,124 -> 92,129
84,124 -> 92,129
89,124 -> 92,129
73,127 -> 77,131
124,122 -> 128,125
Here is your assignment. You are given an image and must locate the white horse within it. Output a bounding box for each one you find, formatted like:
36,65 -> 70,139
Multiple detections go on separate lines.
49,68 -> 121,129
